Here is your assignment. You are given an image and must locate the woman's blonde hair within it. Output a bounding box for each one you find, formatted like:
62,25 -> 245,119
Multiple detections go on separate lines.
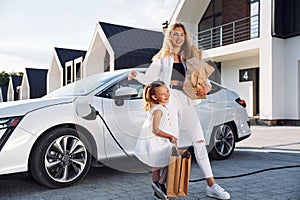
153,23 -> 192,61
143,81 -> 166,111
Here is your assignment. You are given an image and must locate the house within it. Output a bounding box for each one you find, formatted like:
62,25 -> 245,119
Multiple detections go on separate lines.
47,47 -> 87,93
7,75 -> 23,101
83,22 -> 163,77
46,23 -> 163,94
170,0 -> 300,123
20,68 -> 48,99
0,86 -> 8,102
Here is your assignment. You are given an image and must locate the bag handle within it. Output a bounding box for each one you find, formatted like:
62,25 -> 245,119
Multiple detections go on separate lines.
171,143 -> 190,158
171,142 -> 180,157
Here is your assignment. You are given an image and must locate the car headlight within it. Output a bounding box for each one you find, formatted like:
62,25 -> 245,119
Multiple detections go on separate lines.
0,116 -> 23,151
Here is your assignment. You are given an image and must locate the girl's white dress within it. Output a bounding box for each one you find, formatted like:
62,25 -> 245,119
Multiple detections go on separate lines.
134,104 -> 177,168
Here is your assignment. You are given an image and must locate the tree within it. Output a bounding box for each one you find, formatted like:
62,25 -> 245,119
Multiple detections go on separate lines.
0,71 -> 10,87
0,71 -> 24,87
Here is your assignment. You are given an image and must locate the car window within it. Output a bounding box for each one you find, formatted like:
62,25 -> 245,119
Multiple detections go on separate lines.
45,72 -> 122,97
97,78 -> 144,99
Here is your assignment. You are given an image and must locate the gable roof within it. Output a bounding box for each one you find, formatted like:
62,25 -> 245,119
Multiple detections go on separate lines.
99,21 -> 163,52
99,22 -> 163,69
11,75 -> 23,91
54,47 -> 87,69
10,75 -> 23,100
25,68 -> 48,98
100,21 -> 135,38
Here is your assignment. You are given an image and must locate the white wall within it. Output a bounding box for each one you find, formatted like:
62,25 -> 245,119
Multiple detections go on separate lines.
271,38 -> 285,118
84,32 -> 107,77
47,56 -> 62,93
258,0 -> 273,120
221,56 -> 259,116
7,78 -> 14,101
0,88 -> 2,102
259,0 -> 300,120
20,75 -> 29,100
284,35 -> 300,119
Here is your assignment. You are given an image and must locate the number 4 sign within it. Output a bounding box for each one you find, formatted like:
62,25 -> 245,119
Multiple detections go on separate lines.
239,69 -> 253,82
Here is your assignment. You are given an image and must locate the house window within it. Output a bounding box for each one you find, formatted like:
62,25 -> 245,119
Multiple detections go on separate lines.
272,0 -> 300,38
75,63 -> 81,81
65,61 -> 73,85
74,57 -> 83,81
198,0 -> 223,48
199,0 -> 222,31
66,66 -> 72,84
250,0 -> 260,38
199,0 -> 252,32
104,51 -> 110,72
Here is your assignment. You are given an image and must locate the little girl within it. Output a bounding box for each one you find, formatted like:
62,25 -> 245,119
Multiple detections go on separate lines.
134,81 -> 178,200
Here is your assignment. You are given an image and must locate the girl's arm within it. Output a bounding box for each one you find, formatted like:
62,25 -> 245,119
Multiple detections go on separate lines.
152,109 -> 177,143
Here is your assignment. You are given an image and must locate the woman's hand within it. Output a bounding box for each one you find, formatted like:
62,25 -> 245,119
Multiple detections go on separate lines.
195,82 -> 211,97
128,70 -> 137,80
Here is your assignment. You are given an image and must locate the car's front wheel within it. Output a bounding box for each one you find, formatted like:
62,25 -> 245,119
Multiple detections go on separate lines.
208,123 -> 236,160
29,127 -> 92,188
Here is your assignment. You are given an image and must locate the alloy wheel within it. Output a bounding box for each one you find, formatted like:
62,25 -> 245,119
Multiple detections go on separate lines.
44,135 -> 88,183
214,124 -> 235,157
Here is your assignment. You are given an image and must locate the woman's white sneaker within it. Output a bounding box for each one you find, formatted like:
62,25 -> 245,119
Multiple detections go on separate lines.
206,184 -> 230,200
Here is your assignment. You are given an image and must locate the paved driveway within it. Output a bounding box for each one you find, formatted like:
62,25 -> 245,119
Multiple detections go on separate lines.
0,126 -> 299,200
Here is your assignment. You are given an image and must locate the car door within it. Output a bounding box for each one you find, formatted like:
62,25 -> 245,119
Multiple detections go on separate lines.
96,76 -> 147,158
195,82 -> 231,140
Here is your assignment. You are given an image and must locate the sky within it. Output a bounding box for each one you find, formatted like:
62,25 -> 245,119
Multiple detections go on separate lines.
0,0 -> 179,73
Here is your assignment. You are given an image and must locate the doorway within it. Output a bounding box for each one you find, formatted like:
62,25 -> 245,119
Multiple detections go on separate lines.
239,67 -> 259,116
253,67 -> 259,116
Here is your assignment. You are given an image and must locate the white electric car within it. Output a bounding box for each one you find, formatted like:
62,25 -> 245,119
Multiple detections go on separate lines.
0,68 -> 250,188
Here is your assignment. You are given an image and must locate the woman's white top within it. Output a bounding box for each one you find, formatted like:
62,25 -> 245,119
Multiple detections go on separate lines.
134,104 -> 177,168
135,56 -> 175,86
134,55 -> 208,143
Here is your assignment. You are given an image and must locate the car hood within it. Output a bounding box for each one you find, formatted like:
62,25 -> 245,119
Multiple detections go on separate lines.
0,97 -> 75,118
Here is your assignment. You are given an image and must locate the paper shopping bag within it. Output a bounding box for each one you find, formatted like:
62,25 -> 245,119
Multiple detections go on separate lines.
167,148 -> 191,197
183,57 -> 215,100
178,150 -> 191,196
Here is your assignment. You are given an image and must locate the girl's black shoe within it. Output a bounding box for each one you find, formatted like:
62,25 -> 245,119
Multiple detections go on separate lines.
151,182 -> 168,200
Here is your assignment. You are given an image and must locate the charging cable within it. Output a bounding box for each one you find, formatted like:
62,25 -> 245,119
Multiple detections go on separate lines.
189,164 -> 300,182
94,110 -> 130,157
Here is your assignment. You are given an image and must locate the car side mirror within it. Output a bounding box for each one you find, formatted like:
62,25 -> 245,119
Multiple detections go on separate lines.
114,87 -> 138,98
113,87 -> 138,106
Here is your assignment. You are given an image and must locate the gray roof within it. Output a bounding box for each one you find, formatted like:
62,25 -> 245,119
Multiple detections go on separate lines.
99,22 -> 163,69
11,75 -> 23,91
1,86 -> 8,102
25,68 -> 48,98
54,47 -> 87,69
11,75 -> 23,100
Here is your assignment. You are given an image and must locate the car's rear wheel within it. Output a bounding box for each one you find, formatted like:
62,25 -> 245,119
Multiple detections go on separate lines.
208,123 -> 236,160
29,127 -> 92,188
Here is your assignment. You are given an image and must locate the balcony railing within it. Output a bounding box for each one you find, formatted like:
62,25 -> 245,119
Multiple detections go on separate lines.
193,14 -> 260,50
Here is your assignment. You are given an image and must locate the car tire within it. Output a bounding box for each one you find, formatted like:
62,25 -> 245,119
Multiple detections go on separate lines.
29,127 -> 92,188
208,123 -> 236,160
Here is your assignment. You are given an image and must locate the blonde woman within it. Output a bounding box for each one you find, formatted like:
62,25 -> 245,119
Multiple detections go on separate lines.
129,23 -> 230,200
